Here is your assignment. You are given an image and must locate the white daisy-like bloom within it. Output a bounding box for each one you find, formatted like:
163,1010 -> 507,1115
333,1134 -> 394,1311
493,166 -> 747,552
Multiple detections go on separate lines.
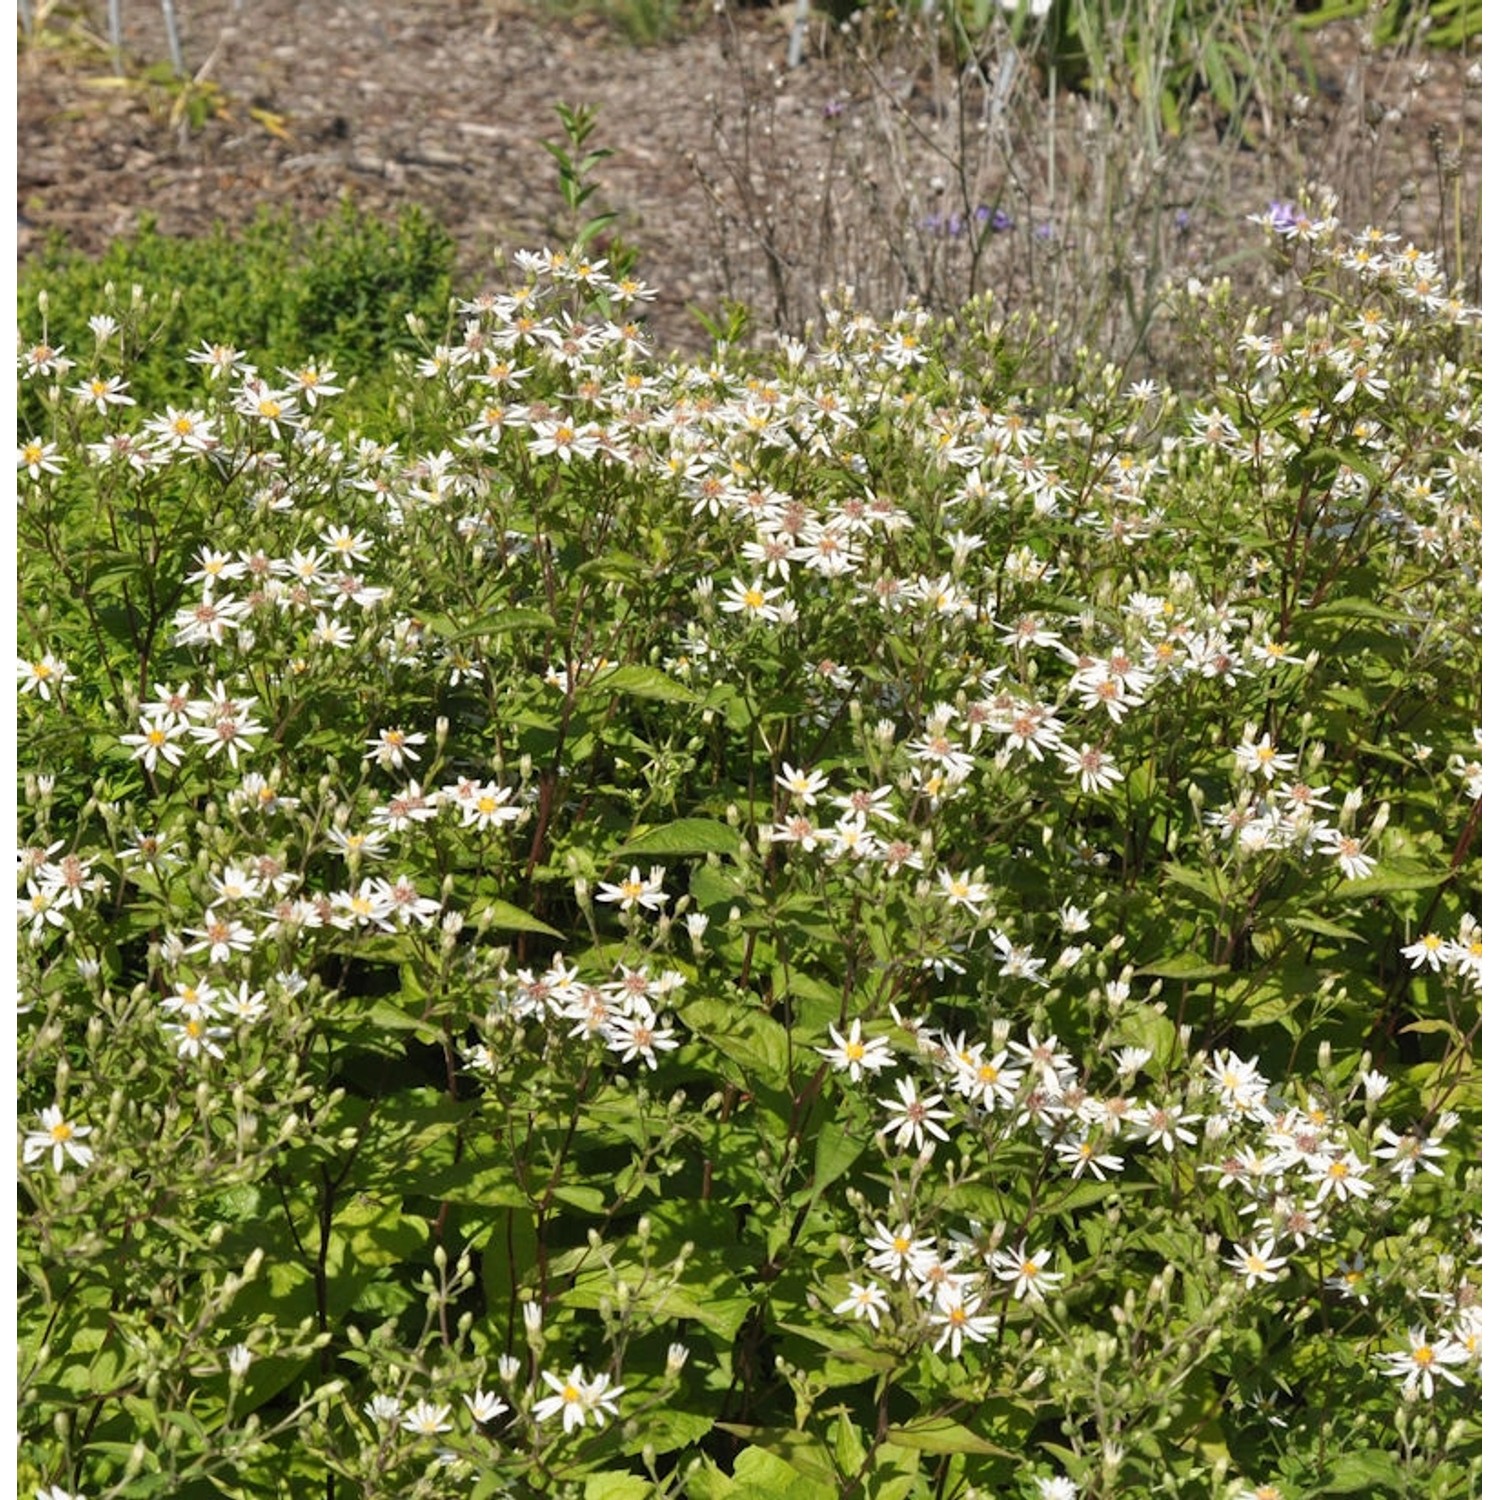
17,654 -> 75,700
1128,1102 -> 1200,1153
1371,1123 -> 1448,1185
365,727 -> 427,771
720,576 -> 785,621
604,1007 -> 679,1070
363,1393 -> 403,1423
457,782 -> 525,830
1318,829 -> 1376,881
990,1243 -> 1064,1303
1304,1151 -> 1374,1204
819,1019 -> 896,1083
1036,1477 -> 1080,1500
864,1220 -> 938,1283
775,762 -> 831,805
833,1280 -> 890,1328
532,1366 -> 624,1432
937,866 -> 989,916
879,1076 -> 954,1151
929,1283 -> 998,1356
1377,1327 -> 1468,1398
22,1105 -> 94,1172
1056,741 -> 1124,794
596,864 -> 668,912
1226,1237 -> 1288,1288
400,1400 -> 453,1436
463,1385 -> 509,1424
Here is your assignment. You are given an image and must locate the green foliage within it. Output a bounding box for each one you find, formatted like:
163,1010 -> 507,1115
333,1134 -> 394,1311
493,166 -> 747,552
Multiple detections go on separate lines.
977,0 -> 1303,150
17,199 -> 454,417
1294,0 -> 1481,49
16,201 -> 1481,1499
543,0 -> 699,47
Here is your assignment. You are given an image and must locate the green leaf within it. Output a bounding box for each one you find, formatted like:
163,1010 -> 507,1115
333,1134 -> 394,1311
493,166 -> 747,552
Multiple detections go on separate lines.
1332,863 -> 1449,899
1401,1017 -> 1463,1042
593,662 -> 701,703
648,1285 -> 754,1342
691,863 -> 744,909
832,1409 -> 864,1477
469,897 -> 564,938
885,1417 -> 1005,1456
619,1407 -> 717,1457
618,818 -> 741,857
426,1162 -> 532,1207
1308,595 -> 1416,625
591,663 -> 696,702
1282,913 -> 1367,943
1108,1002 -> 1178,1068
681,1459 -> 737,1500
809,1121 -> 864,1199
427,606 -> 555,641
1163,862 -> 1225,906
364,999 -> 444,1041
720,1432 -> 839,1494
870,1442 -> 922,1500
552,1183 -> 607,1213
1201,37 -> 1235,114
583,1475 -> 653,1500
1320,1448 -> 1405,1494
680,999 -> 788,1084
1136,955 -> 1231,980
786,970 -> 843,1010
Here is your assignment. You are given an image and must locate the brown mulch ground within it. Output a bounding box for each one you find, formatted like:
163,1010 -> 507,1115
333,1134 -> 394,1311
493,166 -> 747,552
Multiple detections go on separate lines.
17,1 -> 1482,356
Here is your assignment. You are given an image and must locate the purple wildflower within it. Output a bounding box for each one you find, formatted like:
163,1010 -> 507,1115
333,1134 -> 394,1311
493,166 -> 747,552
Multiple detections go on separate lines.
1266,200 -> 1299,234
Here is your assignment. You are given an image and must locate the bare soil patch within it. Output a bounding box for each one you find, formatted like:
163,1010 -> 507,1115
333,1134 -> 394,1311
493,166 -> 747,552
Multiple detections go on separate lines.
17,1 -> 1481,355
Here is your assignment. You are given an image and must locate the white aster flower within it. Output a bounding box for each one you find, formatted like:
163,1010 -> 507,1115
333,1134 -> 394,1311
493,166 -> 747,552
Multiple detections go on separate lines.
990,1242 -> 1063,1302
879,1075 -> 954,1151
400,1400 -> 453,1436
464,1385 -> 509,1424
929,1283 -> 998,1356
834,1280 -> 890,1329
366,727 -> 427,771
596,865 -> 668,912
937,866 -> 989,916
1378,1327 -> 1468,1398
819,1019 -> 896,1082
1226,1237 -> 1288,1287
22,1105 -> 94,1171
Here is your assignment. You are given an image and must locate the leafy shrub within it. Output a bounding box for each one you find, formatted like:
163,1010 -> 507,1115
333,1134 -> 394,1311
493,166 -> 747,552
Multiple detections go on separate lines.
16,204 -> 1480,1498
1294,0 -> 1481,50
17,199 -> 454,421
